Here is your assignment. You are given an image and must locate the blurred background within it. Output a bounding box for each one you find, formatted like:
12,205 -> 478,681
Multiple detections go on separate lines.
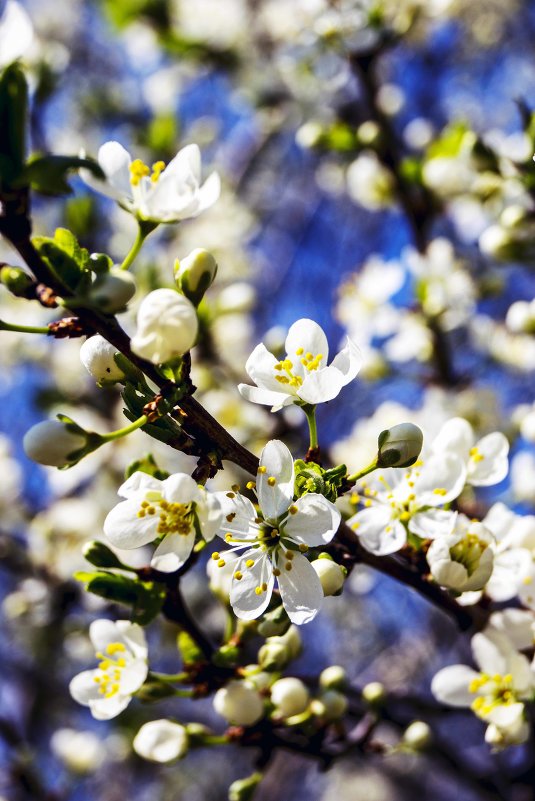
1,0 -> 535,799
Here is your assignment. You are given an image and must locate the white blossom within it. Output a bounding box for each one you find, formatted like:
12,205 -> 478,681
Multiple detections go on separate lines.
212,440 -> 341,624
213,680 -> 264,726
0,1 -> 33,68
133,719 -> 188,762
103,471 -> 221,573
238,318 -> 362,411
69,620 -> 148,720
426,516 -> 495,593
431,417 -> 509,486
431,628 -> 535,747
80,142 -> 220,223
130,288 -> 198,364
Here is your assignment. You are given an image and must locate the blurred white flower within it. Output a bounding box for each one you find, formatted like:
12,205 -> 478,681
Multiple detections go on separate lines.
133,719 -> 188,762
431,417 -> 509,486
0,0 -> 33,68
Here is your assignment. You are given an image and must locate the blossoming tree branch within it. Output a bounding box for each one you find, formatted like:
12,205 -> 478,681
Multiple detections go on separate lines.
0,2 -> 534,799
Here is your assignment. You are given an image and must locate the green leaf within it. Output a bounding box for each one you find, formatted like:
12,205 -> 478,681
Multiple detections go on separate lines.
74,570 -> 165,624
22,155 -> 104,196
33,228 -> 90,292
177,631 -> 205,666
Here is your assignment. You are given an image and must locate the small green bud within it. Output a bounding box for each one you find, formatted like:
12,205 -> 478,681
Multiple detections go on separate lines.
362,681 -> 386,705
311,558 -> 345,596
257,640 -> 289,672
402,720 -> 432,750
377,423 -> 423,468
228,772 -> 263,801
212,643 -> 240,668
89,252 -> 113,274
136,677 -> 178,702
319,665 -> 347,691
88,267 -> 136,312
82,540 -> 126,569
311,690 -> 348,721
257,604 -> 290,637
0,266 -> 34,297
174,248 -> 218,306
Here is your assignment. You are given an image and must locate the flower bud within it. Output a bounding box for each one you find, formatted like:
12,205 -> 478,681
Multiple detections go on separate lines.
319,665 -> 347,691
270,677 -> 310,717
228,772 -> 263,801
362,681 -> 385,704
133,719 -> 188,762
311,557 -> 345,596
0,265 -> 35,297
23,419 -> 87,467
311,690 -> 348,721
50,728 -> 104,774
257,640 -> 289,672
242,666 -> 273,692
82,540 -> 125,569
80,335 -> 125,384
174,248 -> 218,306
131,288 -> 198,364
87,267 -> 136,312
402,720 -> 432,750
257,605 -> 290,637
506,300 -> 535,334
377,423 -> 423,468
213,680 -> 264,727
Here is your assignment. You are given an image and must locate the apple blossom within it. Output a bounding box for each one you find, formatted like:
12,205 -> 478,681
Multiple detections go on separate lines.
212,440 -> 341,624
103,471 -> 221,573
80,142 -> 220,224
431,417 -> 509,486
130,288 -> 198,364
347,453 -> 465,555
426,516 -> 495,593
238,318 -> 362,411
431,628 -> 535,747
69,620 -> 148,720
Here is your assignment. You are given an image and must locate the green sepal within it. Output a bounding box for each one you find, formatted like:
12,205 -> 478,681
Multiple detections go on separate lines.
89,252 -> 113,274
125,453 -> 169,481
257,605 -> 290,638
177,631 -> 205,666
21,154 -> 104,196
212,643 -> 240,668
136,674 -> 179,702
228,773 -> 263,801
294,460 -> 346,502
0,63 -> 28,188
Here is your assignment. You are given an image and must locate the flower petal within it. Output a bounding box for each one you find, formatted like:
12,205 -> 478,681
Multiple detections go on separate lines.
81,141 -> 134,202
432,417 -> 473,460
257,440 -> 294,520
431,664 -> 479,707
468,432 -> 509,486
285,319 -> 329,363
409,509 -> 457,540
471,630 -> 510,675
196,491 -> 222,542
329,337 -> 363,385
162,473 -> 202,505
89,694 -> 131,721
298,366 -> 346,404
244,343 -> 287,393
151,531 -> 196,572
238,383 -> 293,410
213,491 -> 258,541
413,452 -> 466,506
103,495 -> 159,549
230,549 -> 274,620
117,471 -> 162,499
349,506 -> 406,555
283,493 -> 340,547
276,551 -> 324,625
69,669 -> 102,706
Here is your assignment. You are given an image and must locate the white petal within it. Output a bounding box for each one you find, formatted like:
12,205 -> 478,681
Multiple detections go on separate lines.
257,440 -> 294,520
285,319 -> 329,363
195,171 -> 221,214
329,337 -> 363,385
196,491 -> 222,542
89,694 -> 131,721
69,669 -> 102,706
431,664 -> 479,707
213,491 -> 258,540
485,549 -> 533,601
409,509 -> 457,540
485,703 -> 525,729
0,0 -> 34,67
489,608 -> 535,650
119,660 -> 149,695
432,417 -> 473,460
413,453 -> 466,506
103,496 -> 159,549
238,383 -> 292,409
349,506 -> 406,555
471,630 -> 510,675
244,343 -> 287,393
85,141 -> 133,201
468,432 -> 509,486
134,720 -> 188,763
162,473 -> 202,505
283,493 -> 340,547
151,531 -> 196,572
230,550 -> 274,620
117,471 -> 162,499
298,366 -> 346,404
276,551 -> 324,625
115,621 -> 148,659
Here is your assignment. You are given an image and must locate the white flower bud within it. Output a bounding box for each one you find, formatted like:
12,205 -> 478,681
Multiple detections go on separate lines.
88,267 -> 136,312
311,558 -> 345,596
213,680 -> 264,727
23,420 -> 86,467
377,423 -> 423,468
131,288 -> 198,364
311,690 -> 348,721
50,729 -> 105,774
270,677 -> 310,717
402,720 -> 432,750
80,335 -> 125,384
319,665 -> 347,691
258,640 -> 289,671
362,681 -> 385,704
242,666 -> 273,692
174,248 -> 218,306
133,719 -> 188,762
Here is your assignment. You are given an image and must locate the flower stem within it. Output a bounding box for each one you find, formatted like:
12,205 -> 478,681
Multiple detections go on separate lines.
304,405 -> 318,450
346,460 -> 379,484
120,223 -> 151,270
0,319 -> 50,335
100,414 -> 148,443
150,671 -> 190,684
